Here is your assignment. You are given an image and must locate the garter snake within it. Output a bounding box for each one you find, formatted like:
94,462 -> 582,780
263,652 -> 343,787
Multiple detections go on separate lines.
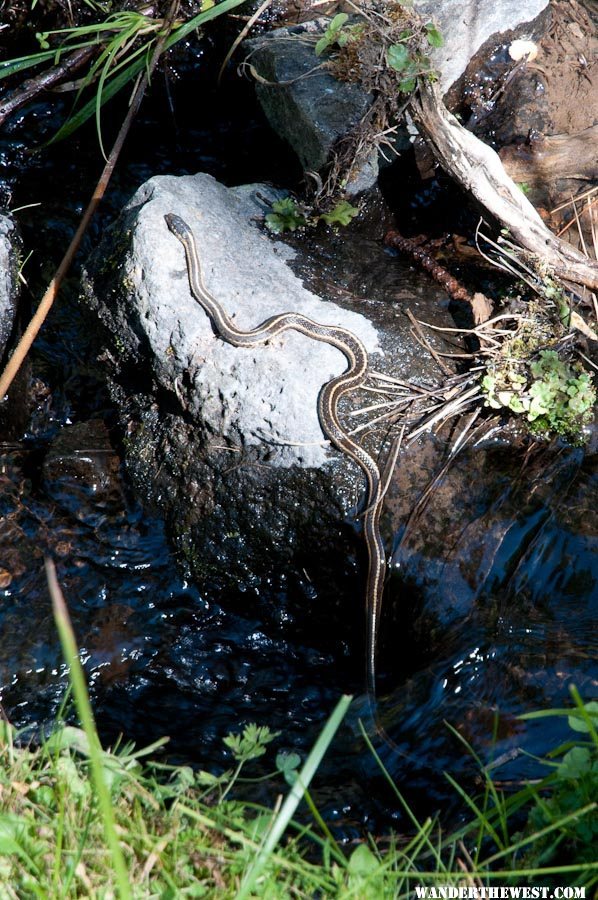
165,212 -> 387,710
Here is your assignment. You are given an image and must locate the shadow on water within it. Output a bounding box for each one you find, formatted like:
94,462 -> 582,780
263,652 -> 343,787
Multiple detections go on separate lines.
0,35 -> 596,835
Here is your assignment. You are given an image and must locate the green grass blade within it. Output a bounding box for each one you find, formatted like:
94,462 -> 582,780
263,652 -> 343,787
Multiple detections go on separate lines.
46,0 -> 250,144
0,45 -> 93,79
47,53 -> 146,144
359,720 -> 447,870
45,557 -> 132,900
569,685 -> 598,746
167,0 -> 250,45
236,694 -> 353,899
479,802 -> 597,867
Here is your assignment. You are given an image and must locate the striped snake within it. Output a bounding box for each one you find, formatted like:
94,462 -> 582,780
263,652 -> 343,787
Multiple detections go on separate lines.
165,212 -> 391,718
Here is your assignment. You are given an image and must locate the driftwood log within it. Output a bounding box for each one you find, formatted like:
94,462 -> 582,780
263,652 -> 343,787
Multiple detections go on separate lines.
499,125 -> 598,185
409,81 -> 598,291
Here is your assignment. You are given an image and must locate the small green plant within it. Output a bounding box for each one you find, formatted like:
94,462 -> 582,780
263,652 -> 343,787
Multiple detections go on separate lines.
424,22 -> 444,49
265,197 -> 359,233
516,695 -> 598,871
315,8 -> 441,95
482,348 -> 595,441
265,197 -> 307,233
319,199 -> 359,227
386,21 -> 443,92
314,13 -> 364,57
220,723 -> 280,800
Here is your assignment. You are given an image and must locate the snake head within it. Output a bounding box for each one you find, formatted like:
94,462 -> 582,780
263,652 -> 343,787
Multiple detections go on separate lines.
164,213 -> 191,241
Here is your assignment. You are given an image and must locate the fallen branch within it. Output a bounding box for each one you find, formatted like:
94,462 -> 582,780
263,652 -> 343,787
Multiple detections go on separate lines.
0,46 -> 98,127
409,80 -> 598,291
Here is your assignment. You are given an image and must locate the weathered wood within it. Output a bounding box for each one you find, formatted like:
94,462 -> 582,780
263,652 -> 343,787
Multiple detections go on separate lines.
409,81 -> 598,291
499,125 -> 598,184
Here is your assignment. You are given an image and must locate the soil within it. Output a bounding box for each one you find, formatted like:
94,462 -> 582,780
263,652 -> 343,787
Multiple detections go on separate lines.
532,0 -> 597,135
459,0 -> 598,253
448,0 -> 598,143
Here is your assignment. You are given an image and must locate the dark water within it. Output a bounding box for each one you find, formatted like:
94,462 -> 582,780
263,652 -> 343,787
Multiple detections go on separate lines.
0,33 -> 596,836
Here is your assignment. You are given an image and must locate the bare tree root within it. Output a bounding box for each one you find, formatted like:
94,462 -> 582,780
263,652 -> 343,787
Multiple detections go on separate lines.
409,80 -> 598,291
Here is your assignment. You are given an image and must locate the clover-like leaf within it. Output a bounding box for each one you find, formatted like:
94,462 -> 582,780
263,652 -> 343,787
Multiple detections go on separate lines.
425,23 -> 444,48
557,746 -> 592,780
276,750 -> 301,786
568,701 -> 598,734
398,76 -> 417,94
320,200 -> 359,227
387,43 -> 409,73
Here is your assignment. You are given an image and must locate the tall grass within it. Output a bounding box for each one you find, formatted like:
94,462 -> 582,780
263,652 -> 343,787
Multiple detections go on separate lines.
0,0 -> 250,149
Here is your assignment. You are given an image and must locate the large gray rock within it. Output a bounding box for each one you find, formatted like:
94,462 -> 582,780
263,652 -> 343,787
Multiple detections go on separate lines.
247,20 -> 378,194
81,172 -> 459,589
86,173 -> 379,469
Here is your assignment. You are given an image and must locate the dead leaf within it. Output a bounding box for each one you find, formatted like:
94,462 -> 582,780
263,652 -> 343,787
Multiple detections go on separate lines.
471,292 -> 493,325
570,309 -> 598,341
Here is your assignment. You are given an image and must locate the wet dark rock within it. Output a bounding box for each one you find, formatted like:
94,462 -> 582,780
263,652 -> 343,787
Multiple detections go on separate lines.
0,213 -> 29,440
41,419 -> 125,523
246,20 -> 381,194
81,171 -> 459,593
0,212 -> 20,362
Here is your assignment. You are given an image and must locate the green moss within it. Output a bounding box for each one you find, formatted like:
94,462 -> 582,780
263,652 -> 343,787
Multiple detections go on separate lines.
482,348 -> 595,442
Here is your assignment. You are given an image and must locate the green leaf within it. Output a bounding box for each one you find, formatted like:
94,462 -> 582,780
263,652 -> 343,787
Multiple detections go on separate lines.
320,200 -> 359,227
569,701 -> 598,734
276,751 -> 301,774
315,13 -> 349,56
508,395 -> 526,413
223,723 -> 279,763
328,12 -> 349,32
315,35 -> 331,57
35,32 -> 51,50
45,725 -> 91,756
55,756 -> 91,799
425,23 -> 444,48
276,751 -> 301,785
557,746 -> 592,780
195,769 -> 232,787
398,76 -> 417,93
265,197 -> 306,233
386,43 -> 409,73
348,843 -> 379,875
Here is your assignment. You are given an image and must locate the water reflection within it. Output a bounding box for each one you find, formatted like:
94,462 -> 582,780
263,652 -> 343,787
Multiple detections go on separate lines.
1,421 -> 595,832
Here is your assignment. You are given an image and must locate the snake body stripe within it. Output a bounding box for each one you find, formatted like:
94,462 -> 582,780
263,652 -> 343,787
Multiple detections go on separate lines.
165,212 -> 384,702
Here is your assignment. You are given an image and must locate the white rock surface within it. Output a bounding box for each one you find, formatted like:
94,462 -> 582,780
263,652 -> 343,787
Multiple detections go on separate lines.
414,0 -> 549,93
94,172 -> 381,468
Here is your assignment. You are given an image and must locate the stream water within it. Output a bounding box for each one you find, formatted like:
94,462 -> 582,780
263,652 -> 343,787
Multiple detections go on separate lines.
0,36 -> 596,836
